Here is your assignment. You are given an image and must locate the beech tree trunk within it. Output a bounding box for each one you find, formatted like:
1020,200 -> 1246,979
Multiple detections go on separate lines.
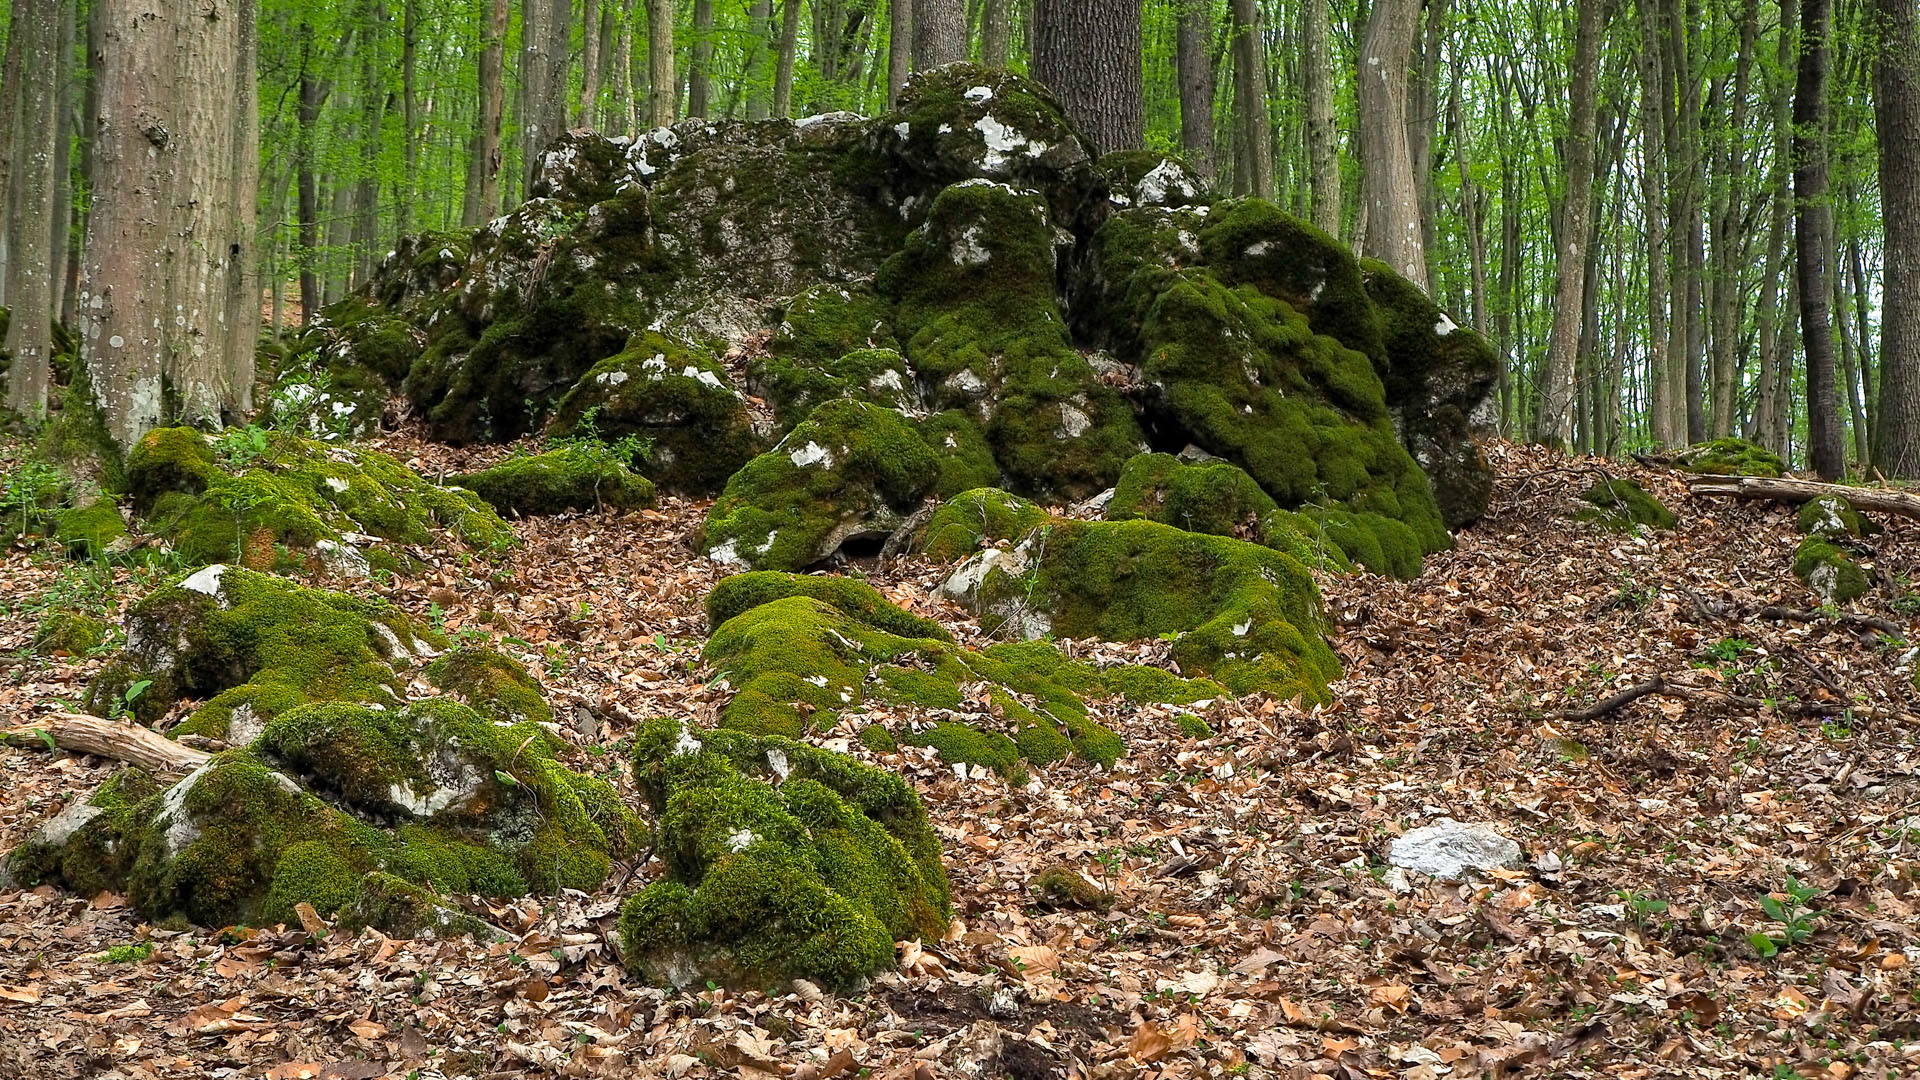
1230,0 -> 1272,199
1304,0 -> 1339,233
888,0 -> 913,106
464,0 -> 509,226
982,0 -> 1011,68
1637,0 -> 1675,447
915,0 -> 967,69
774,0 -> 804,116
745,0 -> 774,119
1875,0 -> 1920,478
1033,0 -> 1143,155
1534,0 -> 1605,448
689,0 -> 714,116
647,0 -> 675,126
1173,0 -> 1213,183
166,0 -> 244,424
579,0 -> 602,123
2,0 -> 63,416
1357,0 -> 1426,287
1796,0 -> 1846,480
523,0 -> 572,188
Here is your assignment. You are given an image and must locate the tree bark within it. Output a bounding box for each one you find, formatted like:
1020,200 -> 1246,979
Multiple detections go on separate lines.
1303,0 -> 1339,232
1637,0 -> 1675,447
225,0 -> 261,415
166,0 -> 244,425
888,0 -> 913,105
2,0 -> 63,417
1875,0 -> 1920,477
464,0 -> 509,226
774,0 -> 804,116
982,0 -> 1011,68
523,0 -> 573,187
1534,0 -> 1605,448
915,0 -> 967,69
0,12 -> 26,305
745,0 -> 774,118
1796,0 -> 1846,480
1230,0 -> 1272,199
580,0 -> 603,123
1687,474 -> 1920,521
688,0 -> 713,116
1032,0 -> 1143,155
1357,0 -> 1425,287
647,0 -> 675,126
3,713 -> 211,776
1174,0 -> 1214,184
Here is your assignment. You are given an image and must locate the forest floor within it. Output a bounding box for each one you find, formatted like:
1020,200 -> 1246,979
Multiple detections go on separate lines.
2,432 -> 1919,1080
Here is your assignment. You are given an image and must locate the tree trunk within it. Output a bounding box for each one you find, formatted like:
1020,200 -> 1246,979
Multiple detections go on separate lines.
1534,0 -> 1604,448
464,0 -> 509,226
350,1 -> 385,288
1637,0 -> 1674,447
1796,0 -> 1845,480
1032,0 -> 1143,155
1707,0 -> 1758,438
1357,0 -> 1425,287
1174,0 -> 1214,184
580,0 -> 602,123
1687,474 -> 1920,521
523,0 -> 573,187
2,0 -> 62,417
1303,0 -> 1339,233
982,0 -> 1010,68
745,0 -> 774,119
399,0 -> 418,237
647,0 -> 675,126
688,0 -> 713,116
1876,0 -> 1920,477
915,0 -> 967,68
84,0 -> 175,447
774,0 -> 804,116
1230,0 -> 1271,199
166,0 -> 245,425
226,0 -> 261,415
0,13 -> 26,305
3,714 -> 211,776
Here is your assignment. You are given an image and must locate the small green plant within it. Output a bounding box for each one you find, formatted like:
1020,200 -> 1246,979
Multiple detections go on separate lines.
1,456 -> 67,540
1749,876 -> 1822,957
108,679 -> 152,720
1613,887 -> 1668,930
1611,572 -> 1655,611
101,942 -> 155,963
212,424 -> 274,469
1704,637 -> 1753,663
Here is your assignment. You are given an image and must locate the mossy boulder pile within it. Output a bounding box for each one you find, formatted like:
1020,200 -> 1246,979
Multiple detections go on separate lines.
618,718 -> 949,990
294,64 -> 1492,571
9,568 -> 643,936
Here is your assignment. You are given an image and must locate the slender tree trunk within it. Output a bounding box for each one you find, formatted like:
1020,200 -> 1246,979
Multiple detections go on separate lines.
1407,0 -> 1448,261
1834,267 -> 1870,464
1357,0 -> 1426,287
889,0 -> 913,105
580,0 -> 603,123
166,0 -> 244,424
982,0 -> 1010,67
1535,0 -> 1604,447
1847,236 -> 1876,456
399,0 -> 418,237
1174,0 -> 1215,183
611,0 -> 635,131
0,15 -> 26,305
1032,0 -> 1143,154
647,0 -> 675,126
774,0 -> 804,116
523,0 -> 574,186
1875,0 -> 1920,476
2,0 -> 62,416
465,0 -> 509,225
1797,0 -> 1845,479
1636,0 -> 1674,447
1304,0 -> 1339,233
1230,0 -> 1272,199
915,0 -> 967,68
689,0 -> 713,116
47,0 -> 76,328
226,0 -> 261,414
746,0 -> 774,119
351,1 -> 386,288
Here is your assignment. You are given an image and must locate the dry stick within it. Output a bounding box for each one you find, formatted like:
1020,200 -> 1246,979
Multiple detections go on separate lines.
1756,605 -> 1905,638
1686,475 -> 1920,522
1,712 -> 212,775
1541,676 -> 1843,721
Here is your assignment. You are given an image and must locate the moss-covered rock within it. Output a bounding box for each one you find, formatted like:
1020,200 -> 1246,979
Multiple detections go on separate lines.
1576,478 -> 1677,532
1030,864 -> 1114,912
706,571 -> 949,640
6,698 -> 640,932
122,427 -> 513,574
260,299 -> 407,442
940,518 -> 1340,702
548,331 -> 759,493
1679,438 -> 1787,478
1793,536 -> 1869,605
702,400 -> 993,570
1106,453 -> 1356,572
879,180 -> 1143,499
702,584 -> 1190,770
86,565 -> 445,741
750,345 -> 919,432
424,646 -> 554,725
33,610 -> 108,656
54,498 -> 130,560
450,445 -> 656,516
887,66 -> 1095,226
1796,495 -> 1875,539
918,487 -> 1051,562
1094,150 -> 1204,213
1360,259 -> 1499,529
618,718 -> 948,990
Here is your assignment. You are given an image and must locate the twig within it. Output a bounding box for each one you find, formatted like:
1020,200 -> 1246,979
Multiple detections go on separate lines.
1538,675 -> 1844,721
1756,605 -> 1904,639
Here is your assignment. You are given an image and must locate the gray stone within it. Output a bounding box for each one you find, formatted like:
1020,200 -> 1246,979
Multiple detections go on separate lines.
1388,818 -> 1522,880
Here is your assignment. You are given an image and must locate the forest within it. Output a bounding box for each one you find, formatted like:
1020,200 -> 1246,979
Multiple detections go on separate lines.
1,0 -> 1919,1077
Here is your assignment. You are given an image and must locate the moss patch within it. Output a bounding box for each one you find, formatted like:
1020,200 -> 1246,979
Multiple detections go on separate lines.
450,446 -> 656,516
54,498 -> 130,560
34,611 -> 107,656
1576,478 -> 1677,532
1797,495 -> 1874,539
706,571 -> 949,640
424,646 -> 554,725
1680,438 -> 1787,478
1792,536 -> 1869,605
619,718 -> 948,990
1107,453 -> 1355,573
918,487 -> 1050,562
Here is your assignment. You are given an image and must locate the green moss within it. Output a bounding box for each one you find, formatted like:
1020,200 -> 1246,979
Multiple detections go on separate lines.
768,284 -> 900,368
424,646 -> 554,725
548,330 -> 759,493
858,724 -> 897,753
878,181 -> 1141,499
36,362 -> 126,494
263,841 -> 361,927
949,518 -> 1340,702
1031,864 -> 1114,912
54,498 -> 130,560
1681,438 -> 1787,478
450,446 -> 656,516
1101,665 -> 1228,706
3,767 -> 163,896
919,487 -> 1050,562
87,565 -> 442,737
1797,495 -> 1875,539
901,722 -> 1020,774
1792,536 -> 1869,605
1175,714 -> 1214,739
706,571 -> 949,640
1107,453 -> 1355,573
1201,200 -> 1387,367
702,400 -> 944,571
1577,478 -> 1676,532
346,871 -> 502,940
917,410 -> 1003,497
33,611 -> 107,656
125,428 -> 218,515
618,719 -> 948,990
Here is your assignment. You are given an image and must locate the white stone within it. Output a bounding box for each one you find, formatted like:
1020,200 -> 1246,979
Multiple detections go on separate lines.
1056,403 -> 1091,439
1434,312 -> 1460,336
951,224 -> 992,266
1388,818 -> 1523,880
789,441 -> 836,468
727,828 -> 757,853
180,564 -> 228,600
707,538 -> 748,568
766,747 -> 790,781
964,85 -> 994,103
158,762 -> 215,856
596,370 -> 631,388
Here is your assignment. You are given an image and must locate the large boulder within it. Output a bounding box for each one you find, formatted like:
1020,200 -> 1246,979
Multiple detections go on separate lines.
450,445 -> 657,516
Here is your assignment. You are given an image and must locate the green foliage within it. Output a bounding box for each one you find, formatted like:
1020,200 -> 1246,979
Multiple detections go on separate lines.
1749,877 -> 1822,957
705,570 -> 950,640
1106,454 -> 1357,573
919,487 -> 1051,563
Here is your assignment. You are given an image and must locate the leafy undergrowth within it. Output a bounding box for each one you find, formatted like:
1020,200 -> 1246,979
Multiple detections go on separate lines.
3,432 -> 1919,1079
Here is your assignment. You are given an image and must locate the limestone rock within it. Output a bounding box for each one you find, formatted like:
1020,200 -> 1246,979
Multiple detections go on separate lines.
1388,819 -> 1523,880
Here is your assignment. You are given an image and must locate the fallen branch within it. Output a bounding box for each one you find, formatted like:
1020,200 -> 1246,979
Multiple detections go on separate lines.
1757,605 -> 1905,639
1541,675 -> 1843,721
1686,475 -> 1920,522
2,712 -> 211,775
